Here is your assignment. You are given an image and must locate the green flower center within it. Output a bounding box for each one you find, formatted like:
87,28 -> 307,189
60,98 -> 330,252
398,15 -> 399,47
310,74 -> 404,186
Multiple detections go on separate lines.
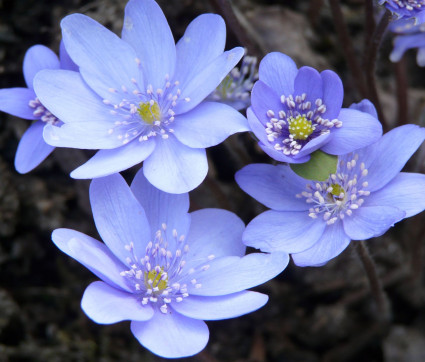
138,101 -> 161,124
144,268 -> 168,291
328,183 -> 346,201
288,115 -> 314,140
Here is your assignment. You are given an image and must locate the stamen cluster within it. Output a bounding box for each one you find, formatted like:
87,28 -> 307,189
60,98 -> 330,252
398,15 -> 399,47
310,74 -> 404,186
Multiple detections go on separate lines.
28,97 -> 59,125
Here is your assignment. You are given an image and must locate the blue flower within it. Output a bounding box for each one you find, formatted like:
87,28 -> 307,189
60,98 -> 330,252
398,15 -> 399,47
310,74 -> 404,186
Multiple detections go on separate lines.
34,0 -> 248,193
236,122 -> 425,267
390,13 -> 425,65
247,52 -> 382,164
0,43 -> 77,173
380,0 -> 425,18
52,168 -> 288,358
207,54 -> 258,111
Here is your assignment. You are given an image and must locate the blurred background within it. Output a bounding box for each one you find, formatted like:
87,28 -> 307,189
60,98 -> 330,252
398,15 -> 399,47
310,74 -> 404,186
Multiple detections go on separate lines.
1,0 -> 425,361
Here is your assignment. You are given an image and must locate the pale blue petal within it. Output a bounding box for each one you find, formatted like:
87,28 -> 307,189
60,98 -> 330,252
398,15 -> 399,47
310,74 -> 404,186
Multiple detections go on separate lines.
81,281 -> 153,324
173,47 -> 244,115
59,40 -> 78,72
172,291 -> 268,320
348,99 -> 378,119
143,135 -> 208,193
90,174 -> 151,264
321,108 -> 383,155
343,206 -> 405,240
355,124 -> 425,192
291,223 -> 350,267
70,138 -> 156,178
243,210 -> 326,253
390,33 -> 425,63
23,45 -> 59,89
131,312 -> 209,358
235,163 -> 308,211
15,121 -> 54,173
51,228 -> 131,292
366,173 -> 425,218
246,107 -> 272,145
173,102 -> 249,148
184,209 -> 246,269
175,14 -> 225,90
34,70 -> 115,124
130,167 -> 191,240
259,52 -> 297,95
0,88 -> 36,120
122,0 -> 175,89
294,132 -> 331,159
61,14 -> 143,102
321,70 -> 343,120
294,66 -> 323,105
251,80 -> 282,126
187,252 -> 289,296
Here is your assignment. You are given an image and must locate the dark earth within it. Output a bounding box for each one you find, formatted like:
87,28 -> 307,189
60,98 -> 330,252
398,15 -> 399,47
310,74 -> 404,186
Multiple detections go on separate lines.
1,0 -> 425,361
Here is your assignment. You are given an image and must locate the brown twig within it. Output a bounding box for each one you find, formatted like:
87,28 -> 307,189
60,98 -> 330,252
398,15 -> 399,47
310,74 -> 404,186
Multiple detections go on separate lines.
328,0 -> 368,98
395,56 -> 409,126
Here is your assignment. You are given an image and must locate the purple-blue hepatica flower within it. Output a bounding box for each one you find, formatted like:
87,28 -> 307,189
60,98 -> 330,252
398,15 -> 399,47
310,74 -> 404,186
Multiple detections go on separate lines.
0,43 -> 77,173
236,124 -> 425,267
52,167 -> 288,358
34,0 -> 249,194
248,52 -> 383,164
380,0 -> 425,18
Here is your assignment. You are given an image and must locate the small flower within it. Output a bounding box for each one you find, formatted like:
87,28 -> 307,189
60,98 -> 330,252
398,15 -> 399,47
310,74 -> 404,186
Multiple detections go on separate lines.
236,120 -> 425,267
207,54 -> 258,110
52,168 -> 288,358
34,0 -> 248,193
380,0 -> 425,18
0,43 -> 77,173
248,52 -> 382,164
389,13 -> 425,65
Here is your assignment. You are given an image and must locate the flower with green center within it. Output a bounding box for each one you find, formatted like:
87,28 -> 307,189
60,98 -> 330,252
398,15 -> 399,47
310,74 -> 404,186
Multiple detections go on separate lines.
52,167 -> 288,358
34,0 -> 249,193
236,123 -> 425,267
247,52 -> 382,164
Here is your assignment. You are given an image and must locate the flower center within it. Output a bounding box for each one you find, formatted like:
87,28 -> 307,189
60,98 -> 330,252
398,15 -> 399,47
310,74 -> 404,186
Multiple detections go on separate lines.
137,101 -> 161,125
288,115 -> 314,140
296,154 -> 370,225
144,268 -> 168,291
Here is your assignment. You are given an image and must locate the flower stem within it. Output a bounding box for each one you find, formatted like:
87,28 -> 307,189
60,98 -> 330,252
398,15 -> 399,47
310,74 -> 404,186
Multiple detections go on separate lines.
395,56 -> 408,126
328,0 -> 368,98
355,240 -> 391,322
363,9 -> 392,132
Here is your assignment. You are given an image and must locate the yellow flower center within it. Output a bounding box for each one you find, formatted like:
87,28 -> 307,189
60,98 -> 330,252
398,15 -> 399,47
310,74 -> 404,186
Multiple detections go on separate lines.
138,101 -> 161,124
328,183 -> 346,200
288,115 -> 314,140
144,268 -> 168,291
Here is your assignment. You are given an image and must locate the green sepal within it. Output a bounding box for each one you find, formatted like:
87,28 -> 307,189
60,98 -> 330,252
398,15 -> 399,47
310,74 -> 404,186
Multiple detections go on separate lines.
290,150 -> 338,181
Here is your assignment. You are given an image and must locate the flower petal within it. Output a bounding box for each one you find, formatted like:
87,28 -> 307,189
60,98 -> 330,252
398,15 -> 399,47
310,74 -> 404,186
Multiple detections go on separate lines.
15,121 -> 54,173
343,206 -> 405,240
175,14 -> 226,90
258,142 -> 310,164
294,132 -> 331,159
348,99 -> 378,119
130,167 -> 191,239
61,14 -> 142,102
294,66 -> 322,104
90,173 -> 151,264
251,80 -> 282,126
59,40 -> 78,72
291,223 -> 350,267
131,312 -> 209,358
143,135 -> 208,193
173,47 -> 244,115
51,228 -> 130,291
320,108 -> 383,155
321,70 -> 343,120
366,172 -> 425,218
259,52 -> 297,95
0,88 -> 36,120
235,163 -> 308,211
70,138 -> 156,179
172,291 -> 268,320
81,281 -> 153,324
23,45 -> 60,89
173,102 -> 249,148
185,209 -> 246,267
243,210 -> 326,253
355,124 -> 425,192
122,0 -> 175,89
187,252 -> 289,296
